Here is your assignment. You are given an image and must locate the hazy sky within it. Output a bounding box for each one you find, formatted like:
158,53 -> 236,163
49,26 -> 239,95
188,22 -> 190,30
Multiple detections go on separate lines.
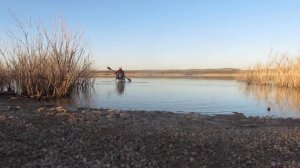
1,0 -> 300,70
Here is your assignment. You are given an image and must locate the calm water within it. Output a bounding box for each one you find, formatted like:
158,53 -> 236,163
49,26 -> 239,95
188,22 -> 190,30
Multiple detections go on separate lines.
65,78 -> 300,118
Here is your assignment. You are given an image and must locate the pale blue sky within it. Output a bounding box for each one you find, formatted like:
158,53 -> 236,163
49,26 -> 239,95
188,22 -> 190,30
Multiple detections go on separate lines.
1,0 -> 300,70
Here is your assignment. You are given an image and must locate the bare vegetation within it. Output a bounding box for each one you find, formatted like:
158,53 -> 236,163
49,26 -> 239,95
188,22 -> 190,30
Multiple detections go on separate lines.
236,53 -> 300,88
0,17 -> 93,98
0,60 -> 12,91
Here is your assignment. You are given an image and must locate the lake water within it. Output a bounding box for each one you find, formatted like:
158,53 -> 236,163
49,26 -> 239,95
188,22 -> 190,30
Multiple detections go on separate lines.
66,78 -> 300,118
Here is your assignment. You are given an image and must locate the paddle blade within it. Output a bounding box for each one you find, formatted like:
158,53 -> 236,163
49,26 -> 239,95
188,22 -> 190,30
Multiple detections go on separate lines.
107,66 -> 113,71
127,78 -> 132,82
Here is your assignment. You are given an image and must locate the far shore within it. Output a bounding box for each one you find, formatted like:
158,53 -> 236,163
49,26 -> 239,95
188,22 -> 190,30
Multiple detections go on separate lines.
1,92 -> 300,167
92,68 -> 240,79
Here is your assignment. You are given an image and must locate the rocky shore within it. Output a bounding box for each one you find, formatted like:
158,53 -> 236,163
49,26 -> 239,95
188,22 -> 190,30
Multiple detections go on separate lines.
0,94 -> 300,168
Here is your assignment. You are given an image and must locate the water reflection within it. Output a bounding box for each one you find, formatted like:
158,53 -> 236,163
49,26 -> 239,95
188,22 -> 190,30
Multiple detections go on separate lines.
58,78 -> 300,118
240,83 -> 300,115
56,87 -> 96,108
115,81 -> 125,95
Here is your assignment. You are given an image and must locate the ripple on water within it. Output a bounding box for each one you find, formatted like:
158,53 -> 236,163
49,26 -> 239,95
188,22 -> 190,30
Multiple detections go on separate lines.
67,78 -> 300,118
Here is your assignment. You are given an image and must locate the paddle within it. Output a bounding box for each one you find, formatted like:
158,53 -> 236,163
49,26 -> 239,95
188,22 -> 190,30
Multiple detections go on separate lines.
107,66 -> 132,82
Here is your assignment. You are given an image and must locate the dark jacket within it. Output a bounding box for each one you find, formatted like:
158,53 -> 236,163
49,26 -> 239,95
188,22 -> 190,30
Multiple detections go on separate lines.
115,69 -> 125,80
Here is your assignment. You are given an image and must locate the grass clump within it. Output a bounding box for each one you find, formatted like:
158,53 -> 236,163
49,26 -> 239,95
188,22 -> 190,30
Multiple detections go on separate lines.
0,17 -> 93,98
236,53 -> 300,88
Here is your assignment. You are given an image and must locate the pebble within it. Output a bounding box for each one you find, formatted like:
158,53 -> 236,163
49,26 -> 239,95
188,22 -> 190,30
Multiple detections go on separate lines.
37,107 -> 45,112
2,95 -> 300,168
56,106 -> 66,112
49,108 -> 56,111
271,161 -> 276,167
189,157 -> 195,162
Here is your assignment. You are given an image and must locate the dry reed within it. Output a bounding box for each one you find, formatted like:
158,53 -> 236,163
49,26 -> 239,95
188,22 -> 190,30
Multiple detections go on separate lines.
0,60 -> 13,91
236,53 -> 300,88
0,17 -> 93,98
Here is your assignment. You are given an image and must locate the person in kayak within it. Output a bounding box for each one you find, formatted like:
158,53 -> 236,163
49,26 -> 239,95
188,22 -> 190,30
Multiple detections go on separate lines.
115,67 -> 126,80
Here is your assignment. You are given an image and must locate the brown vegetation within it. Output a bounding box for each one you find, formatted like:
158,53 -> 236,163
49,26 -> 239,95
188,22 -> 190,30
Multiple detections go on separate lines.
0,61 -> 12,91
236,53 -> 300,88
0,17 -> 93,98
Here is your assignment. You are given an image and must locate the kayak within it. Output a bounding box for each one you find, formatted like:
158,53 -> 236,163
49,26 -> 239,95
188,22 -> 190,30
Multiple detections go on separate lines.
115,79 -> 126,83
107,66 -> 132,82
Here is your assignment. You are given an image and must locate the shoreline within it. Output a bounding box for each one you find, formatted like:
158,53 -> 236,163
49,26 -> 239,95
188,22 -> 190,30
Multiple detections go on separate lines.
1,94 -> 300,167
92,69 -> 239,80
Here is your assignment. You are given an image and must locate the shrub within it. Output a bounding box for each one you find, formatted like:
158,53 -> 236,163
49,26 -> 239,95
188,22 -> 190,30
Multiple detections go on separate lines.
0,17 -> 93,98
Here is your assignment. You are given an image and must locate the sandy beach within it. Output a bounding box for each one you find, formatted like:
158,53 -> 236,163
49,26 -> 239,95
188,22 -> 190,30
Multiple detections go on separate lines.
1,93 -> 300,167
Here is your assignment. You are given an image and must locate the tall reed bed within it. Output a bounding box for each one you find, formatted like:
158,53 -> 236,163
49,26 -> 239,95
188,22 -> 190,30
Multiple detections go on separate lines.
0,17 -> 93,98
236,53 -> 300,88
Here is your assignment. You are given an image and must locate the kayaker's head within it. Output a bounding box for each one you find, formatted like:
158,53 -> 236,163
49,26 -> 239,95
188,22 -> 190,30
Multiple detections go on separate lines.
118,67 -> 122,70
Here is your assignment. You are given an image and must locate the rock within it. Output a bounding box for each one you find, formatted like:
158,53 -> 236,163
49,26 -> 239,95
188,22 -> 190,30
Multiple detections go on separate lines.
120,113 -> 129,118
184,150 -> 189,155
7,106 -> 21,110
271,161 -> 276,167
2,94 -> 300,168
49,107 -> 56,111
189,157 -> 195,162
114,113 -> 120,118
78,107 -> 86,110
55,106 -> 66,112
232,112 -> 246,118
37,107 -> 45,112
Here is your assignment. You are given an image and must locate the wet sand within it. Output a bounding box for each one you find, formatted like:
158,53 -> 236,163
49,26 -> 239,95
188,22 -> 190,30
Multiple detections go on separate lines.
1,93 -> 300,167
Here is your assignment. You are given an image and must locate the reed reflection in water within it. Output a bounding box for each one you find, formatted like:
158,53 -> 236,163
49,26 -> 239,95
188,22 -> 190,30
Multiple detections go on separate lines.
240,83 -> 300,117
54,78 -> 300,118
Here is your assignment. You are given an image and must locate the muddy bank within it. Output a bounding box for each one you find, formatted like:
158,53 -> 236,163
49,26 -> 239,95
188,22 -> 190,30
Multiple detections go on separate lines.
0,94 -> 300,167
